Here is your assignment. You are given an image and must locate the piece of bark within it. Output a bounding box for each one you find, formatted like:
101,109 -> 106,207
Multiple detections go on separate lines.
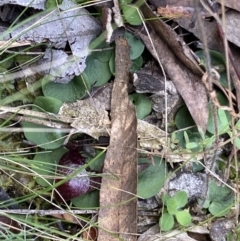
133,3 -> 208,132
98,38 -> 138,241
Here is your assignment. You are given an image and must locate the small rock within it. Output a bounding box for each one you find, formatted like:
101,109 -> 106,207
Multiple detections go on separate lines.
167,171 -> 206,200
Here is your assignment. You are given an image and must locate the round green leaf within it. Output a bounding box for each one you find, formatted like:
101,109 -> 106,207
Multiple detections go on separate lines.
130,55 -> 143,73
85,150 -> 105,172
110,53 -> 143,75
209,201 -> 233,217
208,180 -> 234,217
21,93 -> 66,149
33,147 -> 67,187
175,210 -> 192,226
130,93 -> 152,119
195,50 -> 225,70
21,122 -> 65,149
137,157 -> 167,199
82,54 -> 112,87
33,96 -> 63,114
175,106 -> 196,130
195,50 -> 232,89
125,31 -> 145,60
72,190 -> 99,208
42,75 -> 90,102
167,198 -> 178,215
109,52 -> 115,75
122,5 -> 142,26
174,191 -> 188,209
90,45 -> 113,63
159,213 -> 174,232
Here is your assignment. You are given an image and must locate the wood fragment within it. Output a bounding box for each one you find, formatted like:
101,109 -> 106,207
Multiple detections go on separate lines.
98,37 -> 138,241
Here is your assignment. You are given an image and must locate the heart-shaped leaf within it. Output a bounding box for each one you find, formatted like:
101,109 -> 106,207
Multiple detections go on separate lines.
167,198 -> 178,215
42,75 -> 90,102
175,210 -> 192,226
125,31 -> 145,60
71,190 -> 99,208
137,157 -> 167,198
21,95 -> 65,149
33,148 -> 67,187
195,50 -> 232,89
130,93 -> 152,119
33,96 -> 63,114
175,191 -> 188,209
130,55 -> 143,73
82,53 -> 112,87
208,180 -> 234,217
122,5 -> 142,26
159,213 -> 174,232
21,122 -> 66,149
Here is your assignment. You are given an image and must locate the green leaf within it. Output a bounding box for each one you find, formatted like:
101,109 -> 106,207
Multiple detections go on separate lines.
85,150 -> 105,172
21,122 -> 65,149
33,148 -> 67,187
137,157 -> 167,199
109,52 -> 115,75
42,75 -> 90,102
125,32 -> 145,60
175,210 -> 192,226
208,180 -> 234,217
130,93 -> 152,119
186,142 -> 199,150
122,5 -> 142,26
120,0 -> 133,4
195,50 -> 232,89
162,193 -> 171,205
192,161 -> 205,172
46,0 -> 63,8
229,133 -> 240,150
82,53 -> 112,87
0,54 -> 14,71
209,201 -> 233,217
167,198 -> 178,215
202,199 -> 210,209
175,106 -> 196,130
218,109 -> 230,134
109,47 -> 142,75
207,93 -> 231,135
183,131 -> 190,144
195,50 -> 225,70
33,96 -> 63,114
159,213 -> 174,232
174,191 -> 188,209
21,94 -> 66,149
71,190 -> 99,208
90,46 -> 113,63
130,55 -> 143,72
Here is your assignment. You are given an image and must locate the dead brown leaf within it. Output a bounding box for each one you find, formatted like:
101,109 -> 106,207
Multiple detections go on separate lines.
176,7 -> 240,112
136,3 -> 209,131
142,4 -> 204,77
216,0 -> 240,12
225,10 -> 240,48
97,38 -> 138,241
